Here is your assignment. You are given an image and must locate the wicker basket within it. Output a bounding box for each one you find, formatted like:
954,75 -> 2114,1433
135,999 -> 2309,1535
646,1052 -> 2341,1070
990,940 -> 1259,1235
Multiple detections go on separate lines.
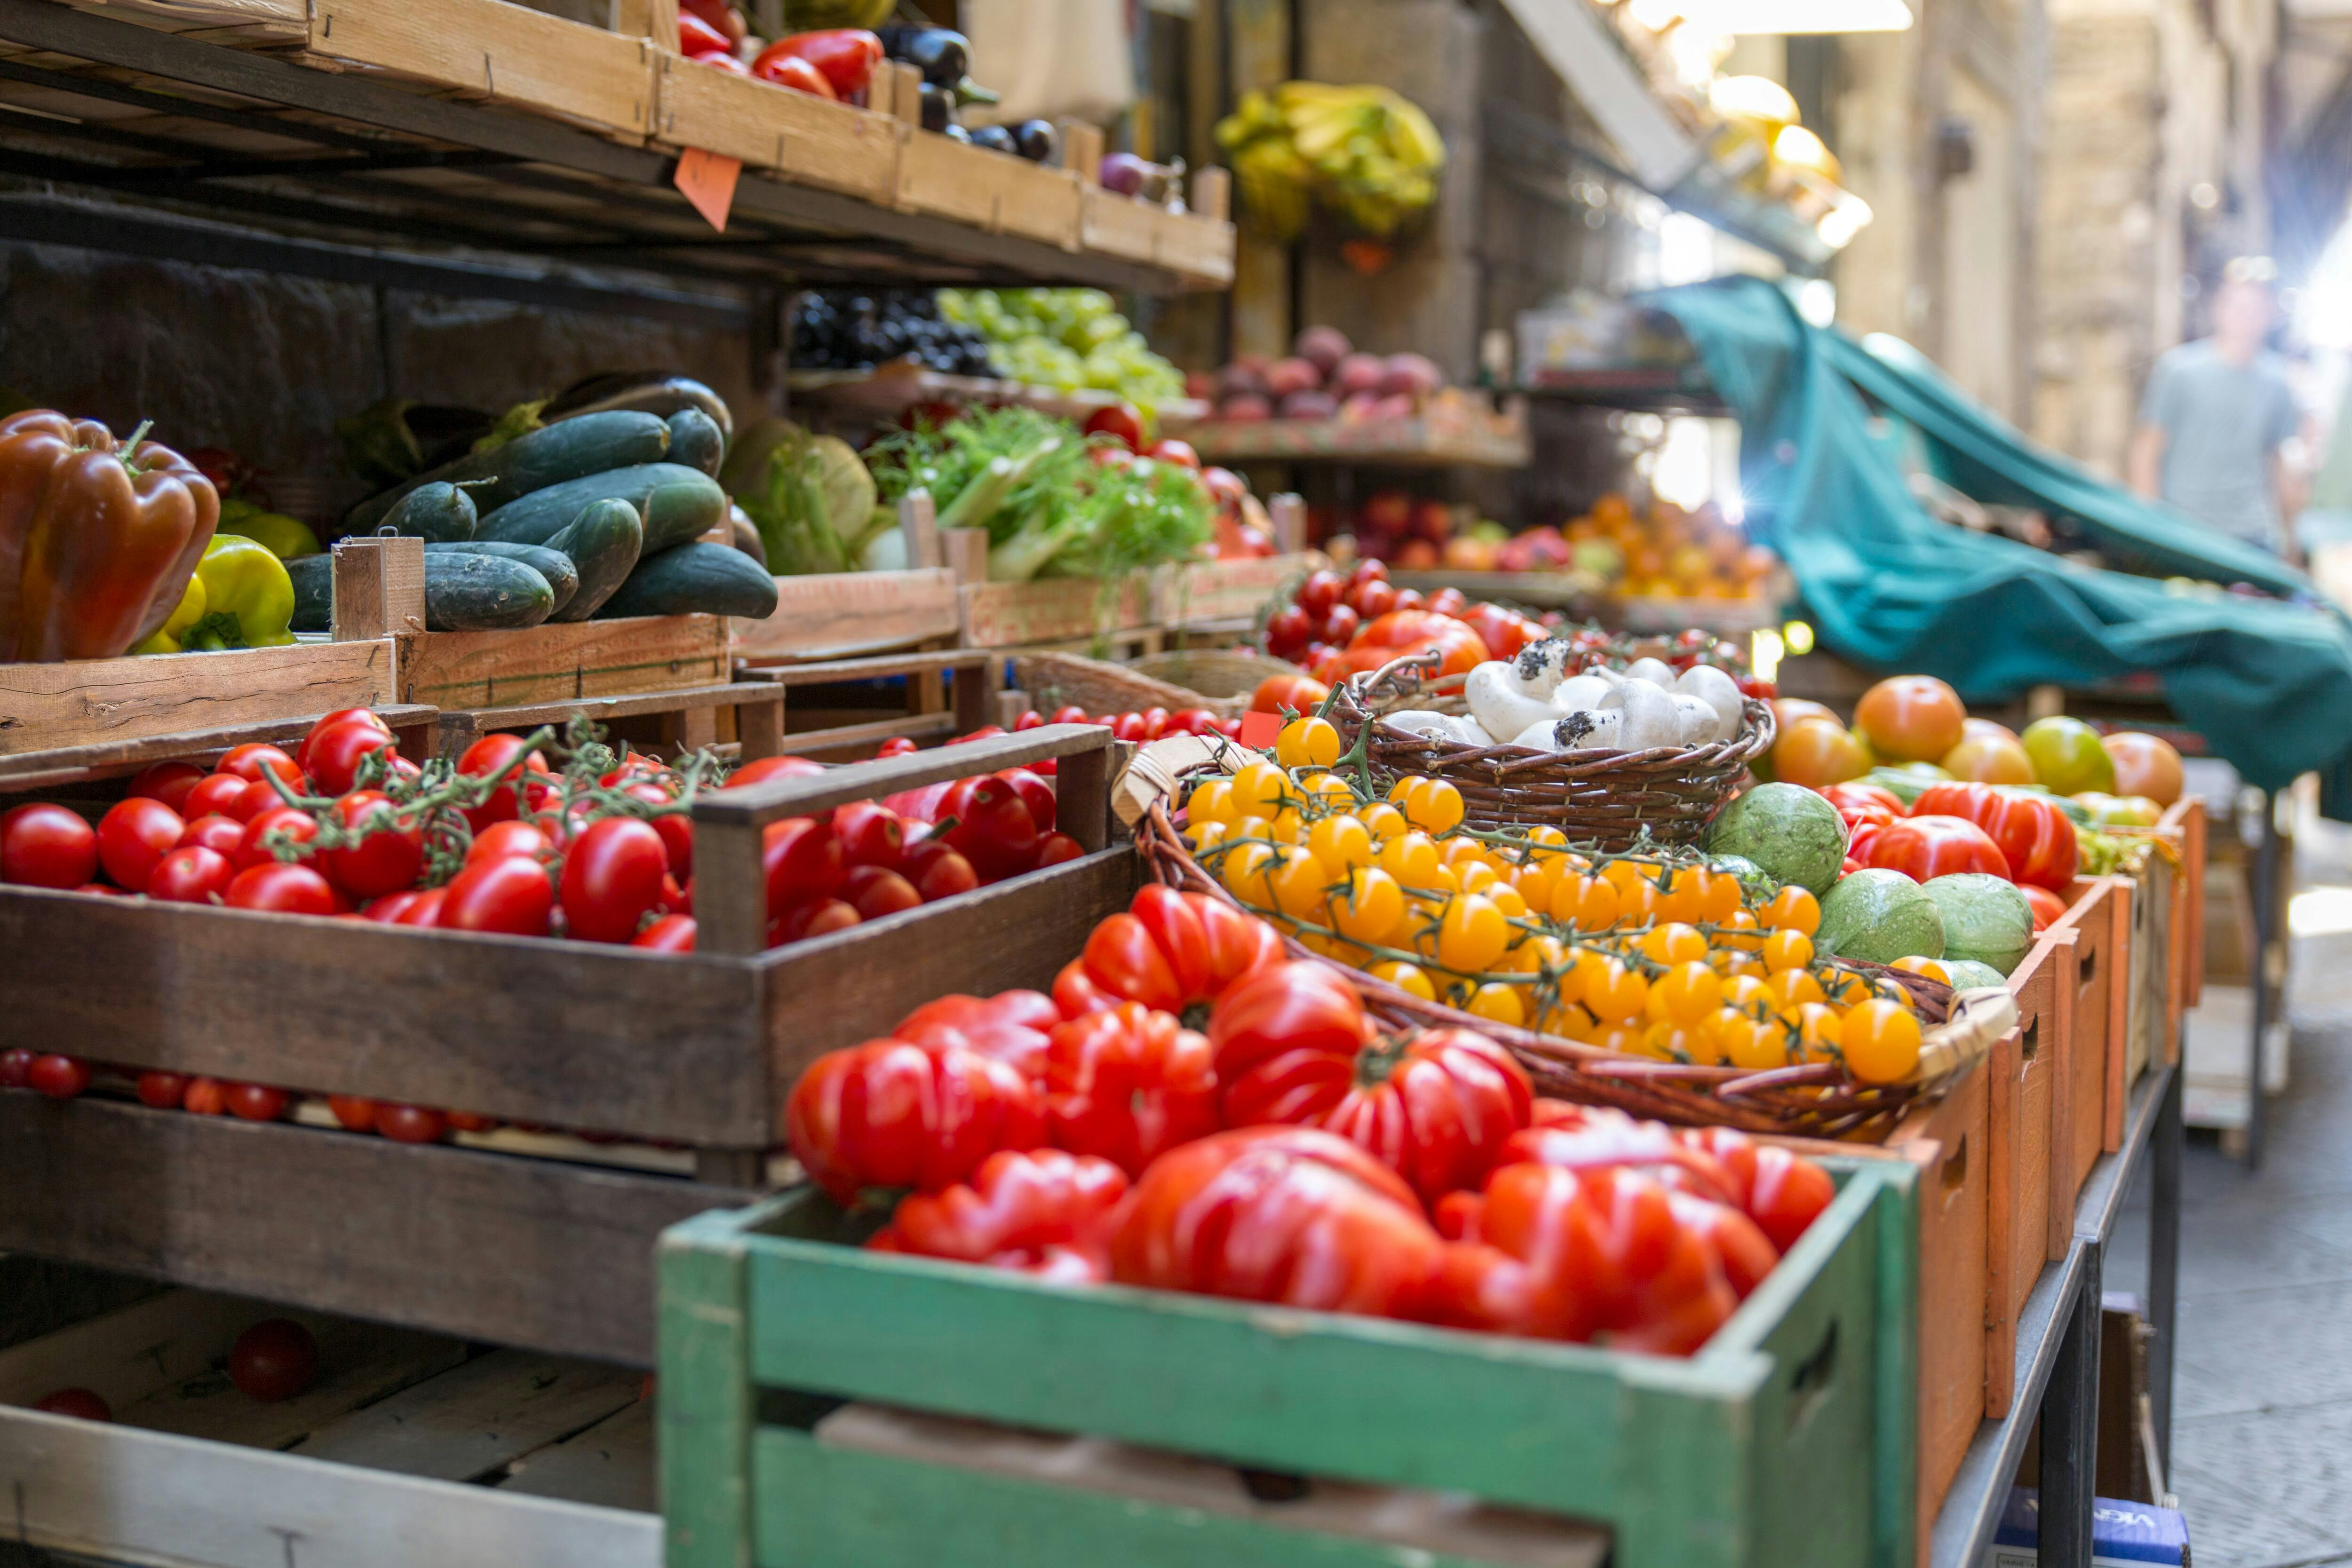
1329,655 -> 1775,849
1126,649 -> 1300,701
1138,805 -> 2006,1140
1012,651 -> 1249,722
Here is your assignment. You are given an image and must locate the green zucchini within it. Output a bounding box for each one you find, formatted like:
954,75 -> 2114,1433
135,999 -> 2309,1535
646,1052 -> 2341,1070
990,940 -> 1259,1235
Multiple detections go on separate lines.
345,411 -> 671,535
474,463 -> 723,554
425,540 -> 579,617
666,408 -> 725,476
543,498 -> 644,622
288,553 -> 332,633
595,542 -> 779,620
423,554 -> 555,631
381,481 -> 477,543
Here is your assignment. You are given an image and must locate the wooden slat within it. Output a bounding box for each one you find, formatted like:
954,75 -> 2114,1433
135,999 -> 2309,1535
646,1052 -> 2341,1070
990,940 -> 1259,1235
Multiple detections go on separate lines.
121,1321 -> 469,1450
958,575 -> 1159,649
1985,941 -> 2059,1417
0,1289 -> 260,1413
897,130 -> 1084,249
310,0 -> 657,141
294,1349 -> 642,1481
0,1098 -> 753,1367
694,723 -> 1112,827
397,616 -> 731,711
498,1397 -> 656,1512
436,681 -> 783,756
744,647 -> 997,684
1080,186 -> 1236,287
0,639 -> 400,756
0,701 -> 435,789
650,53 -> 900,199
780,711 -> 957,757
1163,552 -> 1320,626
733,569 -> 961,662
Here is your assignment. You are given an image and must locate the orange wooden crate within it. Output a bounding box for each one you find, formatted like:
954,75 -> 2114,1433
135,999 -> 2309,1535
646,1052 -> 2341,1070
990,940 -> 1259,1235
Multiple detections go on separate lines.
2161,796 -> 2208,1023
2041,877 -> 2123,1194
1984,936 -> 2065,1417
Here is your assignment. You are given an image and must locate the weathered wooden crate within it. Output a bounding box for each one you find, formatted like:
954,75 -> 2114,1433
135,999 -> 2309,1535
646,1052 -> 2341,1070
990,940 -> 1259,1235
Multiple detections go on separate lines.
1986,938 -> 2066,1409
1079,183 -> 1237,287
736,648 -> 998,759
649,50 -> 901,201
1160,551 -> 1321,628
898,128 -> 1086,249
2160,795 -> 2207,1020
395,616 -> 733,711
959,574 -> 1160,650
659,1162 -> 1918,1568
0,639 -> 401,758
734,570 -> 961,665
434,681 -> 786,762
2044,877 -> 2125,1185
0,1285 -> 660,1566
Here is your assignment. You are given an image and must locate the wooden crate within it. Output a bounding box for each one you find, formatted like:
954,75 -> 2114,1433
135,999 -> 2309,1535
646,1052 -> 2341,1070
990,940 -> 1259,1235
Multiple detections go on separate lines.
650,51 -> 901,201
1987,937 -> 2066,1411
659,1163 -> 1917,1568
0,639 -> 400,758
2044,877 -> 2125,1184
434,681 -> 786,762
959,574 -> 1160,650
734,570 -> 961,664
1160,551 -> 1321,628
738,648 -> 998,759
309,0 -> 657,142
0,1286 -> 659,1566
898,130 -> 1085,249
1079,184 -> 1237,287
395,616 -> 732,711
2161,795 -> 2208,1017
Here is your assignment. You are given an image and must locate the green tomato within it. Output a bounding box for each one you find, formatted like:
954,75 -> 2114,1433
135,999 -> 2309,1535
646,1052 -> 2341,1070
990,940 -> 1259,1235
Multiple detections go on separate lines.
2021,716 -> 2116,795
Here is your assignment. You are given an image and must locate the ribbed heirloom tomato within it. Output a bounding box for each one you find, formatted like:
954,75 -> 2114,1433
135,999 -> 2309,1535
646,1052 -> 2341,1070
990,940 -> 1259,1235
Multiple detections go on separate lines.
1860,814 -> 2010,882
868,1148 -> 1130,1284
1053,885 -> 1285,1020
1342,610 -> 1489,679
1908,782 -> 2078,892
786,1037 -> 1043,1205
1041,1003 -> 1219,1177
893,990 -> 1061,1080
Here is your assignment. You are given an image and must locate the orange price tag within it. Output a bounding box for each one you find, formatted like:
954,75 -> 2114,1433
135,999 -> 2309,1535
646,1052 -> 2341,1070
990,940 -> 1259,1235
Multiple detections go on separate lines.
1237,711 -> 1282,750
674,147 -> 741,233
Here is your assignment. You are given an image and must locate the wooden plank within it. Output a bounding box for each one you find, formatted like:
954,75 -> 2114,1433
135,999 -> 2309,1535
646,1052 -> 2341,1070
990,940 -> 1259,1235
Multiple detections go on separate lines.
1986,941 -> 2058,1417
2105,877 -> 2133,1152
746,648 -> 997,685
436,682 -> 783,756
658,1209 -> 757,1568
1889,1062 -> 1989,1548
0,640 -> 399,756
397,616 -> 731,711
497,1397 -> 656,1513
781,711 -> 956,758
696,723 -> 1113,827
294,1349 -> 642,1481
0,887 -> 771,1146
650,53 -> 900,199
310,0 -> 657,141
2048,879 -> 2117,1199
0,1404 -> 661,1568
121,1322 -> 469,1451
899,131 -> 1085,249
2037,927 -> 2084,1258
0,1289 -> 262,1413
958,575 -> 1158,649
0,1098 -> 754,1368
332,536 -> 427,641
1080,186 -> 1236,287
1164,552 -> 1320,626
0,699 -> 433,789
733,569 -> 961,662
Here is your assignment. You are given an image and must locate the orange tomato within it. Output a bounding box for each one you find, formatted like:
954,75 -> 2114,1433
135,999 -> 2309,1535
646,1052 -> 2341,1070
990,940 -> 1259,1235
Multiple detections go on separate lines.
2102,732 -> 2183,807
1941,732 -> 2035,785
1342,611 -> 1489,679
1771,698 -> 1839,732
1853,675 -> 1966,763
1771,715 -> 1871,788
1962,716 -> 2020,746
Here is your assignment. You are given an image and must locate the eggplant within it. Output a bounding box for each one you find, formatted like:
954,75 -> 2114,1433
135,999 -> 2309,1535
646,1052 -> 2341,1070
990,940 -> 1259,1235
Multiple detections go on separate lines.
541,372 -> 733,441
969,124 -> 1017,157
878,25 -> 968,87
942,123 -> 972,145
1013,119 -> 1059,163
919,80 -> 953,133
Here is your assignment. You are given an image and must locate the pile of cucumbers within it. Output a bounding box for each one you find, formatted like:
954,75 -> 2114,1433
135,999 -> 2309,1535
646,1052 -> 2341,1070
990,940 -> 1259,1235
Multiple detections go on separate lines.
292,404 -> 780,633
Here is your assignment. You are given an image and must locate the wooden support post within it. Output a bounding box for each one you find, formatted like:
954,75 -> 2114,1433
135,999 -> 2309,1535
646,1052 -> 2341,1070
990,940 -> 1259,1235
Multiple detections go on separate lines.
1059,120 -> 1105,181
1192,166 -> 1232,222
941,527 -> 990,587
1058,741 -> 1111,852
737,693 -> 784,762
1270,493 -> 1308,554
951,655 -> 992,736
694,820 -> 768,957
885,60 -> 923,125
330,536 -> 426,642
994,689 -> 1030,729
898,491 -> 941,569
660,705 -> 719,756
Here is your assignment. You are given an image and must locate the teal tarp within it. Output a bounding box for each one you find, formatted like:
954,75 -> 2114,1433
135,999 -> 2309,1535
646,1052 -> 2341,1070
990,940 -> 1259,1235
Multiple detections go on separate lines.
1638,275 -> 2352,794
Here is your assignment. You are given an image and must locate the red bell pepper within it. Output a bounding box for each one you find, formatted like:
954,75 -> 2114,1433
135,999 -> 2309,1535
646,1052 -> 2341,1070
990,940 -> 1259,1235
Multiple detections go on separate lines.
1860,813 -> 2011,882
752,29 -> 878,98
1908,781 -> 2080,892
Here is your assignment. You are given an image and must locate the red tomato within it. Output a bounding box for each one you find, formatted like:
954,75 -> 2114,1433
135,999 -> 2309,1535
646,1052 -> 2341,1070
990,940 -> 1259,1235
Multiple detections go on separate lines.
1200,467 -> 1248,507
1263,603 -> 1313,657
770,896 -> 860,946
727,756 -> 826,790
1082,402 -> 1146,452
327,1095 -> 377,1132
226,779 -> 285,824
1109,1125 -> 1445,1318
833,800 -> 904,868
1319,603 -> 1362,647
633,913 -> 697,951
1861,814 -> 2011,882
362,890 -> 429,923
302,720 -> 397,797
1853,675 -> 1967,763
1167,708 -> 1220,737
1819,782 -> 1905,834
226,862 -> 339,915
180,773 -> 250,820
0,1048 -> 29,1087
95,798 -> 185,892
560,817 -> 670,943
677,7 -> 728,51
619,788 -> 694,879
297,709 -> 390,773
1041,1003 -> 1218,1177
1347,558 -> 1390,589
1052,885 -> 1284,1018
1145,438 -> 1200,470
147,845 -> 234,904
940,776 -> 1040,881
1248,674 -> 1332,715
1034,832 -> 1084,868
438,855 -> 554,937
2021,882 -> 2068,932
1298,570 -> 1344,617
1347,577 -> 1399,620
181,1077 -> 227,1115
217,744 -> 302,789
1908,782 -> 2080,892
874,736 -> 920,759
375,1104 -> 446,1143
1137,707 -> 1171,741
393,888 -> 448,927
1013,709 -> 1045,731
867,1148 -> 1130,1283
136,1070 -> 190,1109
1107,712 -> 1148,744
468,819 -> 552,866
893,991 -> 1061,1079
33,1388 -> 111,1422
127,760 -> 205,815
763,817 -> 846,912
455,734 -> 553,829
177,813 -> 246,858
906,843 -> 978,901
1458,602 -> 1542,661
226,1084 -> 290,1122
227,1319 -> 318,1402
785,1038 -> 1045,1204
749,49 -> 834,96
1,802 -> 98,888
1391,588 -> 1426,612
1426,587 -> 1469,618
1343,610 -> 1488,679
1677,1126 -> 1836,1253
235,806 -> 318,871
26,1053 -> 90,1100
843,865 -> 922,919
1048,705 -> 1092,727
317,791 -> 423,901
753,27 -> 878,95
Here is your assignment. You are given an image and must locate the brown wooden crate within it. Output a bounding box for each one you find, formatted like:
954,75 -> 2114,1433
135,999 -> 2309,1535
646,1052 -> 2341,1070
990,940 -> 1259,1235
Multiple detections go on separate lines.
396,616 -> 730,710
308,0 -> 656,140
959,577 -> 1157,649
1986,939 -> 2061,1417
650,54 -> 900,200
15,0 -> 308,42
1162,553 -> 1319,626
2045,878 -> 2121,1196
735,570 -> 961,663
1080,186 -> 1236,287
0,1097 -> 748,1366
897,131 -> 1083,249
2160,796 -> 2207,1020
0,639 -> 398,757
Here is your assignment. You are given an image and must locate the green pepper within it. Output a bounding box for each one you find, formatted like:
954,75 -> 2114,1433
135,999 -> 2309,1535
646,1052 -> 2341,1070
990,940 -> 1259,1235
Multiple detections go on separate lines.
216,507 -> 321,560
186,534 -> 295,649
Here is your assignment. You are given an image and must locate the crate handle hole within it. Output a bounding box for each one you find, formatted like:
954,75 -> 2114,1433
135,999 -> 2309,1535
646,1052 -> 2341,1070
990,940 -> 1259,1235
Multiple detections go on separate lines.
1786,1321 -> 1839,1433
1236,1468 -> 1311,1503
2079,949 -> 2098,989
2019,1017 -> 2040,1061
1940,1134 -> 1969,1203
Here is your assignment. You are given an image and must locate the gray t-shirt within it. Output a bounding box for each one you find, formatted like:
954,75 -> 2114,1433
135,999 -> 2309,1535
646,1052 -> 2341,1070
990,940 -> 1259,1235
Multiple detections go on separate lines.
2139,341 -> 2301,549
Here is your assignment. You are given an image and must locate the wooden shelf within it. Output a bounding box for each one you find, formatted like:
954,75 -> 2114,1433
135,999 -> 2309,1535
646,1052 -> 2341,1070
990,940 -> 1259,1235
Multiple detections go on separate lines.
787,366 -> 1208,426
1175,394 -> 1529,469
1517,367 -> 1732,417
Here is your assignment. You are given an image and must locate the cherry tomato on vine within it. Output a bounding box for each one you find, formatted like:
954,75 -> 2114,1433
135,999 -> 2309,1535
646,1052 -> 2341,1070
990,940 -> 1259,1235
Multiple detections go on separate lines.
27,1054 -> 90,1100
843,864 -> 922,919
375,1104 -> 447,1144
303,720 -> 399,797
318,791 -> 423,901
632,913 -> 697,951
226,862 -> 339,916
1,802 -> 97,888
136,1071 -> 189,1109
225,1084 -> 290,1122
217,744 -> 302,789
326,1095 -> 378,1132
147,845 -> 235,904
561,817 -> 669,943
180,773 -> 249,821
763,817 -> 845,911
177,813 -> 245,859
235,806 -> 318,872
437,855 -> 554,937
832,800 -> 904,869
0,1048 -> 31,1088
297,709 -> 390,774
95,798 -> 184,892
127,760 -> 205,815
455,734 -> 554,830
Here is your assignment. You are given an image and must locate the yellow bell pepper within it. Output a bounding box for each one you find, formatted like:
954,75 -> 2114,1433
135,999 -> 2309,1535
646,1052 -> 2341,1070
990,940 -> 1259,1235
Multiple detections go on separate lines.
131,571 -> 209,654
216,507 -> 320,561
184,534 -> 295,650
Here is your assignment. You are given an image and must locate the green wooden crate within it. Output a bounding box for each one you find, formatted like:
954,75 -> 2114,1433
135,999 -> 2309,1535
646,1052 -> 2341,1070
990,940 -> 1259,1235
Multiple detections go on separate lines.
658,1159 -> 1918,1568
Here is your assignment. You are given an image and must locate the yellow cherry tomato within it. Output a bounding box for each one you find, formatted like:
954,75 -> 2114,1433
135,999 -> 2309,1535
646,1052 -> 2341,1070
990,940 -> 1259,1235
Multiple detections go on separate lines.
1221,840 -> 1279,905
1185,778 -> 1236,827
1654,959 -> 1724,1025
1723,973 -> 1771,1012
1376,831 -> 1441,888
1276,716 -> 1342,769
1297,770 -> 1356,807
1618,878 -> 1667,927
1692,866 -> 1744,924
1269,807 -> 1308,843
1437,895 -> 1510,974
1487,883 -> 1529,919
1308,814 -> 1375,871
1761,885 -> 1822,937
1268,850 -> 1335,920
1580,955 -> 1650,1023
1521,824 -> 1570,865
1510,862 -> 1554,911
1638,922 -> 1708,966
1724,1012 -> 1792,1071
1505,933 -> 1567,978
1456,860 -> 1498,896
1389,776 -> 1466,834
1843,999 -> 1923,1084
1641,1022 -> 1700,1062
1891,956 -> 1952,984
1600,859 -> 1655,899
1232,760 -> 1291,817
1767,968 -> 1826,1009
1467,983 -> 1527,1028
1439,837 -> 1487,871
1661,865 -> 1711,924
1823,970 -> 1877,1008
1333,866 -> 1406,944
1592,1023 -> 1644,1055
1717,908 -> 1764,951
1187,820 -> 1231,852
1690,1008 -> 1744,1066
1426,864 -> 1460,894
1761,929 -> 1814,973
1788,1002 -> 1843,1063
1368,959 -> 1437,1001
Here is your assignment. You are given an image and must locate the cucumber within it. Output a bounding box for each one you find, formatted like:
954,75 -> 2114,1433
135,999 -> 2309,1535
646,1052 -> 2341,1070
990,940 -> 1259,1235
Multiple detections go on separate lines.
667,408 -> 725,476
475,463 -> 723,554
543,498 -> 644,622
425,540 -> 580,617
596,542 -> 779,620
423,553 -> 555,631
382,481 -> 477,543
345,411 -> 671,535
288,553 -> 332,633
